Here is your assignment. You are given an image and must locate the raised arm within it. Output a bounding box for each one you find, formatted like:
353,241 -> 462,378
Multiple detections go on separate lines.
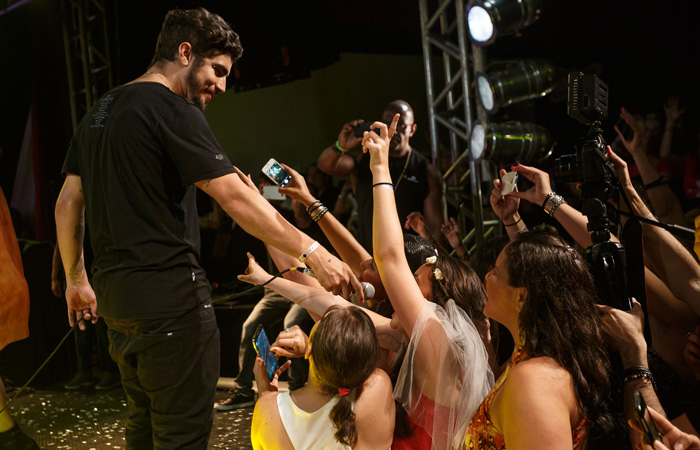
55,174 -> 97,329
195,167 -> 362,300
277,163 -> 370,276
365,115 -> 428,338
317,120 -> 364,177
607,149 -> 700,316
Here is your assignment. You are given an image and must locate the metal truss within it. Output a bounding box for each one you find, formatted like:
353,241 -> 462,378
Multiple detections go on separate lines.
418,0 -> 500,255
62,0 -> 114,133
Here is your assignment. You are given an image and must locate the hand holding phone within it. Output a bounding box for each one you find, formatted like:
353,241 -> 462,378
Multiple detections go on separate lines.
252,324 -> 281,380
500,171 -> 518,197
633,390 -> 662,445
353,121 -> 382,138
262,158 -> 292,187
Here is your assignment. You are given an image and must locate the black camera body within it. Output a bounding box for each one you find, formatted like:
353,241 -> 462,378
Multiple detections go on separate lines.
554,72 -> 633,311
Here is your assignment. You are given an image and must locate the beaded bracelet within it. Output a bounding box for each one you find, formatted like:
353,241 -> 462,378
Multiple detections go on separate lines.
622,366 -> 657,391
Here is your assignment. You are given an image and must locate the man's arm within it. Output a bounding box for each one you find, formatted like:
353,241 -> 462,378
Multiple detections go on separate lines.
195,169 -> 362,299
54,174 -> 97,329
317,120 -> 364,177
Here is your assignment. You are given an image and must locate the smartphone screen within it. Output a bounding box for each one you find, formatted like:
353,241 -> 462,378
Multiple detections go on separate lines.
252,325 -> 280,380
633,391 -> 662,444
262,159 -> 291,187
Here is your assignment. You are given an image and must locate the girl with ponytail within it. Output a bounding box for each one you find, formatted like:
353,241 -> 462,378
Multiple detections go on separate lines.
251,306 -> 395,450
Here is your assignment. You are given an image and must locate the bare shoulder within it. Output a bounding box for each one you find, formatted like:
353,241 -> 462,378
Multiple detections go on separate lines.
359,368 -> 393,398
354,369 -> 395,450
252,392 -> 291,450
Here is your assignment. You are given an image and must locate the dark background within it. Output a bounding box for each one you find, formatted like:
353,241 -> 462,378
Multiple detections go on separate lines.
1,0 -> 699,237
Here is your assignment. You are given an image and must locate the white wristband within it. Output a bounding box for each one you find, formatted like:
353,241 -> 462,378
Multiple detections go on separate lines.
298,241 -> 320,262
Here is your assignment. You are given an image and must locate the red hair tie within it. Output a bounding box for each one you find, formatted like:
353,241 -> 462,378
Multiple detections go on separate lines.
338,387 -> 351,397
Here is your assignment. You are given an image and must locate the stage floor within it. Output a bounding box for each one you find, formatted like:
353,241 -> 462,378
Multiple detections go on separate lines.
6,378 -> 270,449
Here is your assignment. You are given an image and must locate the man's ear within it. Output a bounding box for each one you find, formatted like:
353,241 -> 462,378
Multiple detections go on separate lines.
408,123 -> 417,137
177,42 -> 193,66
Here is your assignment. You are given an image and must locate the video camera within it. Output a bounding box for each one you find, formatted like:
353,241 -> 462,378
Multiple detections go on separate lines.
553,72 -> 634,311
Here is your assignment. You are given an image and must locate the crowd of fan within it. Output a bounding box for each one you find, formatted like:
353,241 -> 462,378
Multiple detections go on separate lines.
235,98 -> 700,450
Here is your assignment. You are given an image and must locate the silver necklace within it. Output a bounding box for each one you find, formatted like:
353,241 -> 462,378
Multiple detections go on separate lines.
145,71 -> 171,90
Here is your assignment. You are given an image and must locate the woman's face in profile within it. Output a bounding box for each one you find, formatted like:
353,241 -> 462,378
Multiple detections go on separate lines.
359,258 -> 387,308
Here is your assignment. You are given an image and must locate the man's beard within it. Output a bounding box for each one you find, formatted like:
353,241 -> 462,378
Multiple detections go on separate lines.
186,59 -> 207,110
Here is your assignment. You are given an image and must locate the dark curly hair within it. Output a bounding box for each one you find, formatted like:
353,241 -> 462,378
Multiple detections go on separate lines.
505,231 -> 614,444
310,306 -> 379,448
150,7 -> 243,66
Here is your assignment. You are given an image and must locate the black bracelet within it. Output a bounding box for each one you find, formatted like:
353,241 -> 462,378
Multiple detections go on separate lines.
503,218 -> 522,227
541,192 -> 555,209
372,182 -> 394,189
642,175 -> 667,190
306,200 -> 321,213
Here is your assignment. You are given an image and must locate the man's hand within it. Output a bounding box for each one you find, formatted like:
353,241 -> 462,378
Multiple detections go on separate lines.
270,325 -> 309,358
65,281 -> 98,330
237,252 -> 275,286
338,120 -> 365,151
305,247 -> 363,301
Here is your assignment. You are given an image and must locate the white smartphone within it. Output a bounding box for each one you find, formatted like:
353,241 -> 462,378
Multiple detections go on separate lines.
262,185 -> 286,201
501,171 -> 518,197
262,158 -> 291,187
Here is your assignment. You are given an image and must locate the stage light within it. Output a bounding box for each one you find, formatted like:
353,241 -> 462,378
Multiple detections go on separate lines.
469,121 -> 554,164
466,0 -> 544,47
476,60 -> 557,114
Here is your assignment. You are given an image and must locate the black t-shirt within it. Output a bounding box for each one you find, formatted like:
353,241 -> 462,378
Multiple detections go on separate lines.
62,82 -> 235,319
355,148 -> 430,252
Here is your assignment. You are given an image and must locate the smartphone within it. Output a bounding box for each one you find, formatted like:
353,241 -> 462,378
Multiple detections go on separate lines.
252,324 -> 280,380
353,121 -> 382,138
262,158 -> 291,187
262,185 -> 286,201
501,171 -> 519,197
633,391 -> 662,444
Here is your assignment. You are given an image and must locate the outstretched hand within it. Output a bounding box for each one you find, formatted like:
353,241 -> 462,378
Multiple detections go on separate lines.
237,252 -> 274,286
404,211 -> 430,237
614,107 -> 646,158
277,163 -> 315,206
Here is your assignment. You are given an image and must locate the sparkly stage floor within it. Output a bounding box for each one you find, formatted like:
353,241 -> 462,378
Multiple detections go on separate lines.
6,378 -> 271,450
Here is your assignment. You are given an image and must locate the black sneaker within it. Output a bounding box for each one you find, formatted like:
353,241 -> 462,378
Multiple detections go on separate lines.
214,390 -> 255,411
64,372 -> 94,390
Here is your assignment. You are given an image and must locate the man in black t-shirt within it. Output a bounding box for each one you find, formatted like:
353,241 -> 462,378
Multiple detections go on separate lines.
55,8 -> 360,449
317,100 -> 446,252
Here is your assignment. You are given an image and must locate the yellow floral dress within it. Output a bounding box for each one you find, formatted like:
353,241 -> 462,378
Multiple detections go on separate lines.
464,347 -> 587,449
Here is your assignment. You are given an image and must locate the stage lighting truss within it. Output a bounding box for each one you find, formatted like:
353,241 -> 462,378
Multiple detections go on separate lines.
466,0 -> 544,47
476,59 -> 557,114
470,120 -> 554,165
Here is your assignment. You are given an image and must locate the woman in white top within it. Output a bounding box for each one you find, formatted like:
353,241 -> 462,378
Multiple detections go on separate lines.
250,305 -> 395,450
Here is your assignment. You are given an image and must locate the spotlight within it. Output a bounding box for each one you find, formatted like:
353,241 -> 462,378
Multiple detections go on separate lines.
470,121 -> 554,164
466,0 -> 544,47
476,60 -> 557,114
